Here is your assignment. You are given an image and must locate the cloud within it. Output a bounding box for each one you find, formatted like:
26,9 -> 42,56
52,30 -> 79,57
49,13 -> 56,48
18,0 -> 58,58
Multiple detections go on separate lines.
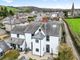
3,0 -> 14,3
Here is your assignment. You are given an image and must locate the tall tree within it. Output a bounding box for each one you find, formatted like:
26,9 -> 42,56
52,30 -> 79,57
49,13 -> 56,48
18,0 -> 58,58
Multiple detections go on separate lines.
9,10 -> 14,16
3,7 -> 8,17
25,8 -> 32,13
1,6 -> 4,11
63,11 -> 68,18
0,7 -> 4,16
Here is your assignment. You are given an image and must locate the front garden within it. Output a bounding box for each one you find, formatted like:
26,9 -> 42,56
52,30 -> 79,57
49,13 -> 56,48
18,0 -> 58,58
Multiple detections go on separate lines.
0,50 -> 20,60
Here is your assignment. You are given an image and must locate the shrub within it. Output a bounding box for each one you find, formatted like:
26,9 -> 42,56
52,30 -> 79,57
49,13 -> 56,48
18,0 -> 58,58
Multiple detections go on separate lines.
59,43 -> 76,60
0,50 -> 20,60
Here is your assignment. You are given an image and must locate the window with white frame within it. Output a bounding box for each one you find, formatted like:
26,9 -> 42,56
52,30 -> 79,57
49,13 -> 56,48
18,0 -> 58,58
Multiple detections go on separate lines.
36,48 -> 39,52
35,40 -> 39,43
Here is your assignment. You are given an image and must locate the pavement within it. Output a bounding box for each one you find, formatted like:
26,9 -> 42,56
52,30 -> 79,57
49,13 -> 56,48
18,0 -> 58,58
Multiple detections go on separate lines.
63,21 -> 80,60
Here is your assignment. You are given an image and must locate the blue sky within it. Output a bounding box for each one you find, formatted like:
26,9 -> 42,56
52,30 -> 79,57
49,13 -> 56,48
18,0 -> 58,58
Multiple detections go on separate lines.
0,0 -> 80,9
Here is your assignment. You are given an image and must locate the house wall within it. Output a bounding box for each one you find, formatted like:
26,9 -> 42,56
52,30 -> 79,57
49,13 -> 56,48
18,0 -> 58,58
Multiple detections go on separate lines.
25,33 -> 32,49
19,35 -> 25,39
20,41 -> 26,51
32,38 -> 45,56
32,28 -> 60,56
50,36 -> 60,55
11,34 -> 25,39
11,34 -> 17,38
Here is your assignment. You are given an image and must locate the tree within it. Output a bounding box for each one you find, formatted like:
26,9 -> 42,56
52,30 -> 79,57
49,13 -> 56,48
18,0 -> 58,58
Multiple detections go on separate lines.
9,10 -> 14,16
4,7 -> 8,17
1,7 -> 4,11
25,8 -> 32,13
28,16 -> 34,23
0,7 -> 4,16
63,11 -> 68,18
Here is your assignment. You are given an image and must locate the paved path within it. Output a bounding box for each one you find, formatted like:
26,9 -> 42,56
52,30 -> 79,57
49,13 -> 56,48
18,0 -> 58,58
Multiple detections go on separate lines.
64,21 -> 80,60
18,52 -> 29,60
18,52 -> 53,60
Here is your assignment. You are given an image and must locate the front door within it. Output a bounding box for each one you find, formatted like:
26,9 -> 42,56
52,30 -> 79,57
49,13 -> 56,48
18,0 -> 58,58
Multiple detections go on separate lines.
46,45 -> 50,52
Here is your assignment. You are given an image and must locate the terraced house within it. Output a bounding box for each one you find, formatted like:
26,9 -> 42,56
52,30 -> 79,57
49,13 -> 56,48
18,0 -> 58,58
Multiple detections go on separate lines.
8,20 -> 62,57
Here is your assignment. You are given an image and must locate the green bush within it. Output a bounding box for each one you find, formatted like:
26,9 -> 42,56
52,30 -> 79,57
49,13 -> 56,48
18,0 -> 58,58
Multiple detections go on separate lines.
29,58 -> 36,60
0,50 -> 20,60
58,43 -> 76,60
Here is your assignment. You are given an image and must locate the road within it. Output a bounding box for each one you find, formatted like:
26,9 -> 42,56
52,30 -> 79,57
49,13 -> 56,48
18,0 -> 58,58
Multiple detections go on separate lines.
63,21 -> 80,60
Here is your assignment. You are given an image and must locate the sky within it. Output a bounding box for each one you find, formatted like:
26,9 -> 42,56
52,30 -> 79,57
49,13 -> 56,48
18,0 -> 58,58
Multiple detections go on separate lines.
0,0 -> 80,9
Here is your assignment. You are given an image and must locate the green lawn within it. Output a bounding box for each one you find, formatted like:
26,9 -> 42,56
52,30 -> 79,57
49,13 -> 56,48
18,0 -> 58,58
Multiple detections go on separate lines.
6,7 -> 19,12
66,18 -> 80,34
65,18 -> 80,53
0,6 -> 19,12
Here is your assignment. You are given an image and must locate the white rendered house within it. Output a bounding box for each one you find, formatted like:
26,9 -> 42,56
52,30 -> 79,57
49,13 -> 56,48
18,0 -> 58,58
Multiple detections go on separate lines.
10,21 -> 61,57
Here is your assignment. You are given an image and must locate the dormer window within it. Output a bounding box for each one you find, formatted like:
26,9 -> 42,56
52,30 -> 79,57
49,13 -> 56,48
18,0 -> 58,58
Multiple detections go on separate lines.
36,48 -> 39,52
46,35 -> 49,41
17,34 -> 19,37
35,40 -> 39,43
39,29 -> 41,31
32,34 -> 34,36
53,25 -> 56,28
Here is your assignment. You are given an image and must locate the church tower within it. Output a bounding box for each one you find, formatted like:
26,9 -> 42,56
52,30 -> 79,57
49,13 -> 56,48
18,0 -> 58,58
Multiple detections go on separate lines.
71,2 -> 75,17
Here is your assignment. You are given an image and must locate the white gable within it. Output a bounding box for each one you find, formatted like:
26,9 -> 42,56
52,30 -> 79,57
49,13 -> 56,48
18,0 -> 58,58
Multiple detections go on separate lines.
0,48 -> 3,52
35,27 -> 45,36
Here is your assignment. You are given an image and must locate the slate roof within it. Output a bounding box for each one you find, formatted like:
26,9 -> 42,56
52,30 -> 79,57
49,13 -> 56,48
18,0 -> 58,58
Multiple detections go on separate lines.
3,16 -> 27,25
0,29 -> 6,35
0,40 -> 10,52
11,21 -> 60,37
11,26 -> 26,35
8,38 -> 24,45
42,21 -> 60,37
33,31 -> 45,40
11,22 -> 40,34
24,22 -> 41,33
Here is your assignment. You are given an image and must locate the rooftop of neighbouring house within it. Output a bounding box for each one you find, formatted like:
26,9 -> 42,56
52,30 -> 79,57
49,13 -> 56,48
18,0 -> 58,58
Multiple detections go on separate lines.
0,40 -> 10,52
8,38 -> 25,45
0,28 -> 6,36
2,16 -> 28,25
11,26 -> 26,35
